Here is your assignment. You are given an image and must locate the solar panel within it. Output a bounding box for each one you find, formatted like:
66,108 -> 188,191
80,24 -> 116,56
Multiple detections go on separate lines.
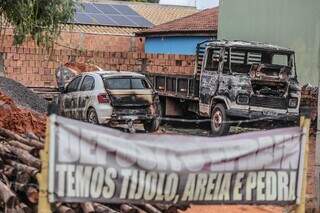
69,3 -> 154,28
129,16 -> 153,27
95,4 -> 120,15
74,13 -> 95,25
112,4 -> 139,16
83,3 -> 101,14
108,15 -> 137,27
89,13 -> 117,25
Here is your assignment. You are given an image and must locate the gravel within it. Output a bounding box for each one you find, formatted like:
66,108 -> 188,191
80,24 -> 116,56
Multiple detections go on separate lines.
0,77 -> 48,113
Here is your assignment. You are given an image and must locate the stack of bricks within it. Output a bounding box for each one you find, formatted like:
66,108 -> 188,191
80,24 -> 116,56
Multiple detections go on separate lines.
1,46 -> 196,87
300,85 -> 318,211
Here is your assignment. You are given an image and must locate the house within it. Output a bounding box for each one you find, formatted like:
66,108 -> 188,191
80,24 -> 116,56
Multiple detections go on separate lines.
55,1 -> 198,53
218,0 -> 320,85
136,7 -> 218,55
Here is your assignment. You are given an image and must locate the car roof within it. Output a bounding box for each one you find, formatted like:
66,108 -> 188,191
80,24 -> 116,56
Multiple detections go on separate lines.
82,70 -> 146,78
207,40 -> 294,53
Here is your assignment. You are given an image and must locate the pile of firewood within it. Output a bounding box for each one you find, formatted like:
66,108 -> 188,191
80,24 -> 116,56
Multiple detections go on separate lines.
0,126 -> 43,212
0,126 -> 189,213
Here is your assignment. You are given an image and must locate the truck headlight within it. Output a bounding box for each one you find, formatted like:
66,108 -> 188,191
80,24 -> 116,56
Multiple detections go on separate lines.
236,95 -> 249,105
288,98 -> 298,108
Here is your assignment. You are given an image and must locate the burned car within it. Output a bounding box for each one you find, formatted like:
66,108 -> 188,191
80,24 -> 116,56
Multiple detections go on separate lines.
58,71 -> 161,132
146,40 -> 301,135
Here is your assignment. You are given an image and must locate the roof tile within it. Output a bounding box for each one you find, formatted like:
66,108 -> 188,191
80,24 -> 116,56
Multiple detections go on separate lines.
137,7 -> 219,36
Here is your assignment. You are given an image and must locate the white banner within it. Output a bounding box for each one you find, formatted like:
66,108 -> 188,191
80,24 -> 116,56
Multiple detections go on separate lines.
48,115 -> 305,205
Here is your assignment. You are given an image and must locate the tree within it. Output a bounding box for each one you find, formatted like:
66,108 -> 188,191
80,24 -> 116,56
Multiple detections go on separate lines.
0,0 -> 77,47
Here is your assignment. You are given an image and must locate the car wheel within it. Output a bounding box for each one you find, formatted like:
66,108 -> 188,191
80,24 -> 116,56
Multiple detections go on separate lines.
87,108 -> 99,125
211,103 -> 230,136
144,118 -> 160,133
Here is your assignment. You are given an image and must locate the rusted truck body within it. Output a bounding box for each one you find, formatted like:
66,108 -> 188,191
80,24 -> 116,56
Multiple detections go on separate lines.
146,40 -> 301,135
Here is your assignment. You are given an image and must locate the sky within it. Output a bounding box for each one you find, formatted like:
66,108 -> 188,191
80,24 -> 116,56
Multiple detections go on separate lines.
159,0 -> 219,9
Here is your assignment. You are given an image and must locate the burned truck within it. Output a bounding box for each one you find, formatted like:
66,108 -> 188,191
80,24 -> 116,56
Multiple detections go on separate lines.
146,40 -> 301,135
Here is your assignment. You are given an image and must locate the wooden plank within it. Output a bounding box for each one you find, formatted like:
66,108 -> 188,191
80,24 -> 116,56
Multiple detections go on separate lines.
296,117 -> 310,213
37,118 -> 52,213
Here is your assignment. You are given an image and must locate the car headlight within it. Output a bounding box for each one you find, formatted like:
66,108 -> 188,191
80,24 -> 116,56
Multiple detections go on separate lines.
288,98 -> 298,108
236,94 -> 250,105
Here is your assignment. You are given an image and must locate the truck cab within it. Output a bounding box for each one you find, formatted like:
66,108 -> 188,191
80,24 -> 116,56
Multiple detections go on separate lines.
198,41 -> 300,135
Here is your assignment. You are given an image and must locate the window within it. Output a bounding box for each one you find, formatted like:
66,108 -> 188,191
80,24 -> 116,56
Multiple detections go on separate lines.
80,76 -> 95,91
205,48 -> 221,71
131,78 -> 150,89
272,54 -> 289,66
66,76 -> 82,93
103,77 -> 150,90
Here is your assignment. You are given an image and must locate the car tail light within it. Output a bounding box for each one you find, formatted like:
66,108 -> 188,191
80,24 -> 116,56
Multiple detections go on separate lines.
97,93 -> 110,104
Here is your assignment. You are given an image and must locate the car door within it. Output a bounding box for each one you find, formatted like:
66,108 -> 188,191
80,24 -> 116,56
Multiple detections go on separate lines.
61,76 -> 82,119
199,47 -> 224,116
78,75 -> 96,121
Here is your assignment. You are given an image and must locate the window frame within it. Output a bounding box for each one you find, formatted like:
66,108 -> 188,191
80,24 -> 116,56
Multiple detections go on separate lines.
66,76 -> 82,93
204,47 -> 223,72
80,75 -> 95,91
103,77 -> 151,90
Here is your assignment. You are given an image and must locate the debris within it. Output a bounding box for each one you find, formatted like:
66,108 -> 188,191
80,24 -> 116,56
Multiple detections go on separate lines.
0,77 -> 48,113
0,92 -> 46,138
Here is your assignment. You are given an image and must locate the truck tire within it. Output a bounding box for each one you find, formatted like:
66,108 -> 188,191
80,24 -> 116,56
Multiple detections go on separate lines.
211,104 -> 230,136
144,118 -> 160,133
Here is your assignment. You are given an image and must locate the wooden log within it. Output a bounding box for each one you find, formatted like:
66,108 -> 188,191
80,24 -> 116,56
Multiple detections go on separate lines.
5,159 -> 39,176
131,205 -> 147,213
5,140 -> 35,153
3,164 -> 15,178
120,204 -> 137,213
5,144 -> 41,169
0,127 -> 44,149
142,204 -> 161,213
154,204 -> 178,213
19,202 -> 33,213
80,202 -> 95,213
26,186 -> 39,204
0,180 -> 18,207
0,142 -> 10,155
175,203 -> 190,211
93,203 -> 120,213
56,204 -> 75,213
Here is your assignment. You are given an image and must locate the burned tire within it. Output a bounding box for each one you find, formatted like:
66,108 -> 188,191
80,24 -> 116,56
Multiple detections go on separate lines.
87,108 -> 99,125
144,118 -> 160,133
210,104 -> 230,136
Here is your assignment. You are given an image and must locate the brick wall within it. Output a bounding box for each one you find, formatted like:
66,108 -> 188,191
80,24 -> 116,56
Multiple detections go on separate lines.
0,40 -> 195,87
1,29 -> 144,53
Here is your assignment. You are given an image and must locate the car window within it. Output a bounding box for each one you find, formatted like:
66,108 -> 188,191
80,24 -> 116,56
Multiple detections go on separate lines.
103,77 -> 150,90
205,48 -> 223,72
80,76 -> 95,91
131,78 -> 150,89
66,76 -> 82,93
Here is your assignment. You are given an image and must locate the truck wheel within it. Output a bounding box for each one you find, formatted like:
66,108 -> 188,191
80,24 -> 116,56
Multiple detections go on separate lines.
87,108 -> 99,125
144,118 -> 160,133
211,104 -> 230,136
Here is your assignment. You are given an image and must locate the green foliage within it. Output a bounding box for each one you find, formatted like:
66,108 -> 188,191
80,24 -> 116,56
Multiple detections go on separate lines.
0,0 -> 77,47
